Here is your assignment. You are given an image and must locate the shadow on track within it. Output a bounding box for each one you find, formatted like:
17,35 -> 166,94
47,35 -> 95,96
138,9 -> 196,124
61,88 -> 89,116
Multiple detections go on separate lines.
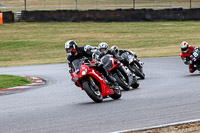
183,73 -> 200,77
77,99 -> 122,105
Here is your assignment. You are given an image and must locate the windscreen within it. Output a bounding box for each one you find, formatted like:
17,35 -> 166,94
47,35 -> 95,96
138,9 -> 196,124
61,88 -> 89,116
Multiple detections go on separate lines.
121,52 -> 129,59
72,59 -> 83,74
101,55 -> 114,71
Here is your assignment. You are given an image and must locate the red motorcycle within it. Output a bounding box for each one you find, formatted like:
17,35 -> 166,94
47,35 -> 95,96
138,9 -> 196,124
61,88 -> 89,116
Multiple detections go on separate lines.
71,58 -> 121,103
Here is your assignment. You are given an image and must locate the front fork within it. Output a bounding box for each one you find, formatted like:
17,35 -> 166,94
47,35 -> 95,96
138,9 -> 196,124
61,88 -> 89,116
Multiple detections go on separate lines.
89,76 -> 99,91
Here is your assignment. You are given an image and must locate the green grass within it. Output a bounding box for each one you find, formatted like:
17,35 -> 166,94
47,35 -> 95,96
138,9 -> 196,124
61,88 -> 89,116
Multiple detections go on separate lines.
0,75 -> 32,90
0,21 -> 200,67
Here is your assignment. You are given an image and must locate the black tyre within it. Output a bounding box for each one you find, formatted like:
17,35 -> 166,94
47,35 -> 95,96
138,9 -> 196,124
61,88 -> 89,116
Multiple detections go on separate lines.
131,77 -> 139,89
110,86 -> 122,100
131,65 -> 145,79
83,81 -> 103,103
131,82 -> 139,88
114,74 -> 130,91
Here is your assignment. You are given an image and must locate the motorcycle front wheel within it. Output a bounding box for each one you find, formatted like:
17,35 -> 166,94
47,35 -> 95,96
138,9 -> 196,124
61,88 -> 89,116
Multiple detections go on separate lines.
114,74 -> 130,91
131,64 -> 145,79
83,81 -> 103,103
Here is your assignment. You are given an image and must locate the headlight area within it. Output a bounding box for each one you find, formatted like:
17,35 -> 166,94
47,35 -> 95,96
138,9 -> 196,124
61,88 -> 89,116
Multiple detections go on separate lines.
73,77 -> 79,82
81,68 -> 88,76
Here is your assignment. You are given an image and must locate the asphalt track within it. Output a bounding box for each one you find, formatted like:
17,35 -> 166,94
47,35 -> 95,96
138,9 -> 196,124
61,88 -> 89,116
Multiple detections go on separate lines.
0,56 -> 200,133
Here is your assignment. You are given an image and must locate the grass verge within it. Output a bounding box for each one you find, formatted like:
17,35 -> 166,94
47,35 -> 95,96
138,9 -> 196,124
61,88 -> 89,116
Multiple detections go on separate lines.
1,21 -> 200,67
0,75 -> 32,90
129,121 -> 200,133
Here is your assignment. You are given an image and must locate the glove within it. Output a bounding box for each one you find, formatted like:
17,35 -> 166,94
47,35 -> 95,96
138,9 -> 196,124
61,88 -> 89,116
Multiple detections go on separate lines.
183,59 -> 192,65
90,59 -> 97,66
69,69 -> 73,76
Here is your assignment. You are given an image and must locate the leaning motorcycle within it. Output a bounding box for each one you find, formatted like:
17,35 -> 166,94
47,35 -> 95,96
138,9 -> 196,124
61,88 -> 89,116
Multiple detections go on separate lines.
71,58 -> 121,103
190,48 -> 200,71
121,52 -> 145,79
100,54 -> 139,91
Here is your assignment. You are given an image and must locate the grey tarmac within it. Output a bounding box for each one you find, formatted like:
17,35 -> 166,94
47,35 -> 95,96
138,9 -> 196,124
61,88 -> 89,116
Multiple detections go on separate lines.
0,56 -> 199,133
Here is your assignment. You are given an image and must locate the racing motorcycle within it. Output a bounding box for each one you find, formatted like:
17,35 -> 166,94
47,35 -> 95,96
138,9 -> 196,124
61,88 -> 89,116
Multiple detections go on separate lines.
100,54 -> 139,91
121,52 -> 145,79
71,58 -> 121,103
190,48 -> 200,71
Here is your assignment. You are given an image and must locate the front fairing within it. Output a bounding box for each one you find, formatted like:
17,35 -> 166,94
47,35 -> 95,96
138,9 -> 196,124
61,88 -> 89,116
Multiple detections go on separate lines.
71,59 -> 89,88
191,49 -> 200,64
101,55 -> 118,72
71,57 -> 114,96
121,52 -> 134,64
72,59 -> 84,75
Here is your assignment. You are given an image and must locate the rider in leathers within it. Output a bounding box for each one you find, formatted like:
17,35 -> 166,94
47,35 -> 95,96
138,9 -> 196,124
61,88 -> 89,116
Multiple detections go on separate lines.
111,45 -> 143,64
180,41 -> 197,73
96,42 -> 127,75
109,45 -> 144,75
65,40 -> 118,86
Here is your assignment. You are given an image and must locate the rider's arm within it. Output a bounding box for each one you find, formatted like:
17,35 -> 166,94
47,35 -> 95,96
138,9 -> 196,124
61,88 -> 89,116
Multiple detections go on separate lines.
119,50 -> 137,58
181,53 -> 191,65
83,47 -> 93,60
67,56 -> 73,75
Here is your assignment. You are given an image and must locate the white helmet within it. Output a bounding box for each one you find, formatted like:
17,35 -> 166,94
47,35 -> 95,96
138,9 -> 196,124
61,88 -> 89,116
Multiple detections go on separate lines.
98,42 -> 108,55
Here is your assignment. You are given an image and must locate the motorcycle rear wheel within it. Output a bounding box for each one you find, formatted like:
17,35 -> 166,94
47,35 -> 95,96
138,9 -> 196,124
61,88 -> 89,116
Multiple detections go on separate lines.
131,82 -> 139,89
83,81 -> 103,103
110,87 -> 121,99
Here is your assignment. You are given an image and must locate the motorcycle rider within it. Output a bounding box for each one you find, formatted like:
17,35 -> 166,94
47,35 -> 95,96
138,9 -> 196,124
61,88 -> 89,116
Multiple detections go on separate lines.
110,45 -> 143,65
180,41 -> 196,73
65,40 -> 118,86
111,45 -> 135,60
110,45 -> 144,76
97,42 -> 128,74
98,42 -> 118,59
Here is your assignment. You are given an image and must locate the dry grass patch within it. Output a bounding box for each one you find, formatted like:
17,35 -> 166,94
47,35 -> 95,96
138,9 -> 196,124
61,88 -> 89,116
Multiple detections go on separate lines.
131,46 -> 180,58
128,121 -> 200,133
1,21 -> 200,66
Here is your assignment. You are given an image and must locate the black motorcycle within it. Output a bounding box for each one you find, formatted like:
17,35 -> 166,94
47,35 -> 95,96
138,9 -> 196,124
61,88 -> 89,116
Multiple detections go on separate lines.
190,48 -> 200,71
121,52 -> 145,79
100,54 -> 139,91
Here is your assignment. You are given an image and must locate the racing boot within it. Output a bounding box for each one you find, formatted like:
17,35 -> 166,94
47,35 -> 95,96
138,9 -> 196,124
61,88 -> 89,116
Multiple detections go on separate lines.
97,63 -> 119,88
106,75 -> 119,89
189,64 -> 197,73
139,60 -> 144,66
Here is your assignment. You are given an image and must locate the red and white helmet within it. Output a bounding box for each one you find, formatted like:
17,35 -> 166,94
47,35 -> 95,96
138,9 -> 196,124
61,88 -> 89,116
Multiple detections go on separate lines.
180,41 -> 189,53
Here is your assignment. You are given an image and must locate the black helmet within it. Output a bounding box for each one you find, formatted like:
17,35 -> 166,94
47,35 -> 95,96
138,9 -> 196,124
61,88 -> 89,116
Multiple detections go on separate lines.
111,45 -> 119,55
65,40 -> 78,56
